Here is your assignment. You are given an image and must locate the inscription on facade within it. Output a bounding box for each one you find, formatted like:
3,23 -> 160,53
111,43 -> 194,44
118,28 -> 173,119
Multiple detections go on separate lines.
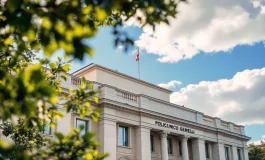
155,121 -> 195,134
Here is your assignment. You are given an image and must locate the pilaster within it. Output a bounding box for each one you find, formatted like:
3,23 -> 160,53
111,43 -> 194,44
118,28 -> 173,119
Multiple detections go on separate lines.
212,143 -> 225,160
192,138 -> 206,160
196,112 -> 204,124
229,122 -> 234,132
232,146 -> 238,160
99,119 -> 117,160
243,147 -> 249,160
214,118 -> 222,128
136,126 -> 151,160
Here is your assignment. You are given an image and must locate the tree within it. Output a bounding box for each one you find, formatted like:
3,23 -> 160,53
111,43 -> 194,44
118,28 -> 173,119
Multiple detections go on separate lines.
0,0 -> 184,159
0,119 -> 47,160
249,147 -> 265,160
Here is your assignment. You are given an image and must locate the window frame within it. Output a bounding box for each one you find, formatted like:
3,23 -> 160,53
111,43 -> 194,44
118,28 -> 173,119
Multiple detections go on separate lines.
237,148 -> 242,160
224,146 -> 230,160
179,141 -> 182,156
41,123 -> 51,135
75,118 -> 89,136
150,135 -> 155,152
167,138 -> 173,154
205,143 -> 210,159
118,126 -> 129,147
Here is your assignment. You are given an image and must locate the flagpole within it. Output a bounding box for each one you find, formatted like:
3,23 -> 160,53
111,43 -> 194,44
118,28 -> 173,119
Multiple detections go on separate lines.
138,48 -> 140,79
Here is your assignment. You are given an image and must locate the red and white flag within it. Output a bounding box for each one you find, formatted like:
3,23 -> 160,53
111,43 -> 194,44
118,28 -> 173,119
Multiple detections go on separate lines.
136,49 -> 139,61
136,48 -> 140,79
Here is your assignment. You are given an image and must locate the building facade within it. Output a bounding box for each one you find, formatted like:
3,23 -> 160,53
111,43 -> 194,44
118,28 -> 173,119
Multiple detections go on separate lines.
1,63 -> 251,160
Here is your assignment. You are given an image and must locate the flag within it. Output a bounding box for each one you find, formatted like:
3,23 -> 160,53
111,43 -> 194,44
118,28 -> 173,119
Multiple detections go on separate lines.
136,49 -> 139,61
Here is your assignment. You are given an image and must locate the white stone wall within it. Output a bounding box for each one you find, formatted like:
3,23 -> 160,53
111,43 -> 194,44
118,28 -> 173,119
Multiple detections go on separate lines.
88,69 -> 170,102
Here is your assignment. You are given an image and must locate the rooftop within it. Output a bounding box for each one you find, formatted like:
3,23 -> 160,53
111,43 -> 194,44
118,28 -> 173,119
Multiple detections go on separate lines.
72,63 -> 173,94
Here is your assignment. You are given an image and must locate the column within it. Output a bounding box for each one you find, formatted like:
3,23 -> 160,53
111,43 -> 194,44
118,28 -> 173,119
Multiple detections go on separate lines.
192,138 -> 206,160
99,119 -> 117,160
232,146 -> 238,160
136,126 -> 151,160
212,143 -> 225,160
181,135 -> 190,160
243,147 -> 249,160
160,131 -> 168,160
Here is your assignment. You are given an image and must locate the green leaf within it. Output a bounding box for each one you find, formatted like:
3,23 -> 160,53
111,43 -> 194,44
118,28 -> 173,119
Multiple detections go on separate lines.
54,132 -> 64,140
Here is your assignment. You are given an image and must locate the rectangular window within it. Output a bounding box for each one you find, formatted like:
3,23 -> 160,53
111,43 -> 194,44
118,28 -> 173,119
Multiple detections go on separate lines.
225,146 -> 230,160
76,119 -> 88,136
179,141 -> 182,156
167,138 -> 173,154
205,143 -> 210,158
237,148 -> 242,160
150,135 -> 155,152
119,126 -> 129,146
41,123 -> 51,135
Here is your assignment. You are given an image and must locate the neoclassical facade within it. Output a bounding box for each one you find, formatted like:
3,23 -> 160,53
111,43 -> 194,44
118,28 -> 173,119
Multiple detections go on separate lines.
1,63 -> 251,160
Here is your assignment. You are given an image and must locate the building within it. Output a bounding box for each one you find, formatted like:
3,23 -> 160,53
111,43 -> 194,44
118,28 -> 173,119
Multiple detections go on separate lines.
2,63 -> 251,160
248,143 -> 265,151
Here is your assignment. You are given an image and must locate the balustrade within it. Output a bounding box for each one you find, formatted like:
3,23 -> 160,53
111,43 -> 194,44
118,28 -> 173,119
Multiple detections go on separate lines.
116,89 -> 138,103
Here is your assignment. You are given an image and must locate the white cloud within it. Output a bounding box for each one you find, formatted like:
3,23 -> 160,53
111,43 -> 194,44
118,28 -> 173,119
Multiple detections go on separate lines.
170,67 -> 265,125
248,135 -> 265,145
117,45 -> 124,50
158,80 -> 182,89
129,0 -> 265,63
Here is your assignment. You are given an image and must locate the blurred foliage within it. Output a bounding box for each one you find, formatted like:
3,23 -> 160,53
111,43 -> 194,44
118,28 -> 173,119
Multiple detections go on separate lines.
34,126 -> 108,160
0,0 -> 183,159
0,119 -> 48,160
0,0 -> 184,59
0,125 -> 108,160
249,147 -> 265,160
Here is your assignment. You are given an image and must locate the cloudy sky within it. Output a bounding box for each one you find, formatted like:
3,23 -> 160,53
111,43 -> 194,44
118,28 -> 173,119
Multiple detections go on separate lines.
50,0 -> 265,144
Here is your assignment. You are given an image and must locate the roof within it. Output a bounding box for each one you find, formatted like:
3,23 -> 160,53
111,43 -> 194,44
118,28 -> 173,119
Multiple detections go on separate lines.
72,63 -> 173,94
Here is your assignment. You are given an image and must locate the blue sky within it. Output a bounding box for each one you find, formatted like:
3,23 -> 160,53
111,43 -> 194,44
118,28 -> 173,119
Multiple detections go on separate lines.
66,25 -> 265,144
47,0 -> 265,145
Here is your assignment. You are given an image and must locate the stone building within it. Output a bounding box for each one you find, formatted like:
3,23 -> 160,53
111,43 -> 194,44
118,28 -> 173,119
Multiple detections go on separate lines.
1,63 -> 251,160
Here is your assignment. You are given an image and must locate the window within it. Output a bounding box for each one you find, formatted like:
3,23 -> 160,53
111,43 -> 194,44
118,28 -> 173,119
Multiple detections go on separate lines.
41,123 -> 51,135
225,146 -> 230,160
237,148 -> 242,160
205,143 -> 210,158
119,126 -> 129,146
167,138 -> 173,154
150,135 -> 155,152
76,119 -> 88,136
179,141 -> 182,156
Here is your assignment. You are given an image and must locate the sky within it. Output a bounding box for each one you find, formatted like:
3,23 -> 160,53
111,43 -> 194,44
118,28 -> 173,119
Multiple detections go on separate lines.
48,0 -> 265,145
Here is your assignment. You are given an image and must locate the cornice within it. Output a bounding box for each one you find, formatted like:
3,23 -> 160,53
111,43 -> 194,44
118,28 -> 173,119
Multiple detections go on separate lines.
141,94 -> 203,114
72,63 -> 172,94
98,98 -> 250,141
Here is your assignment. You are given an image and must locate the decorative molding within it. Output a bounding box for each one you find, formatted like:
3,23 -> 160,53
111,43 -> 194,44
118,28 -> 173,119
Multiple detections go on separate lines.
98,99 -> 250,141
160,131 -> 169,138
181,135 -> 190,141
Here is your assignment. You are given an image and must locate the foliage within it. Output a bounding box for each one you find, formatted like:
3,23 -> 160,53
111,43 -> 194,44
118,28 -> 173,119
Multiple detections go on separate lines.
0,119 -> 48,160
249,147 -> 265,160
0,0 -> 183,159
62,78 -> 102,120
0,0 -> 184,59
249,143 -> 255,147
34,126 -> 108,160
0,119 -> 47,150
